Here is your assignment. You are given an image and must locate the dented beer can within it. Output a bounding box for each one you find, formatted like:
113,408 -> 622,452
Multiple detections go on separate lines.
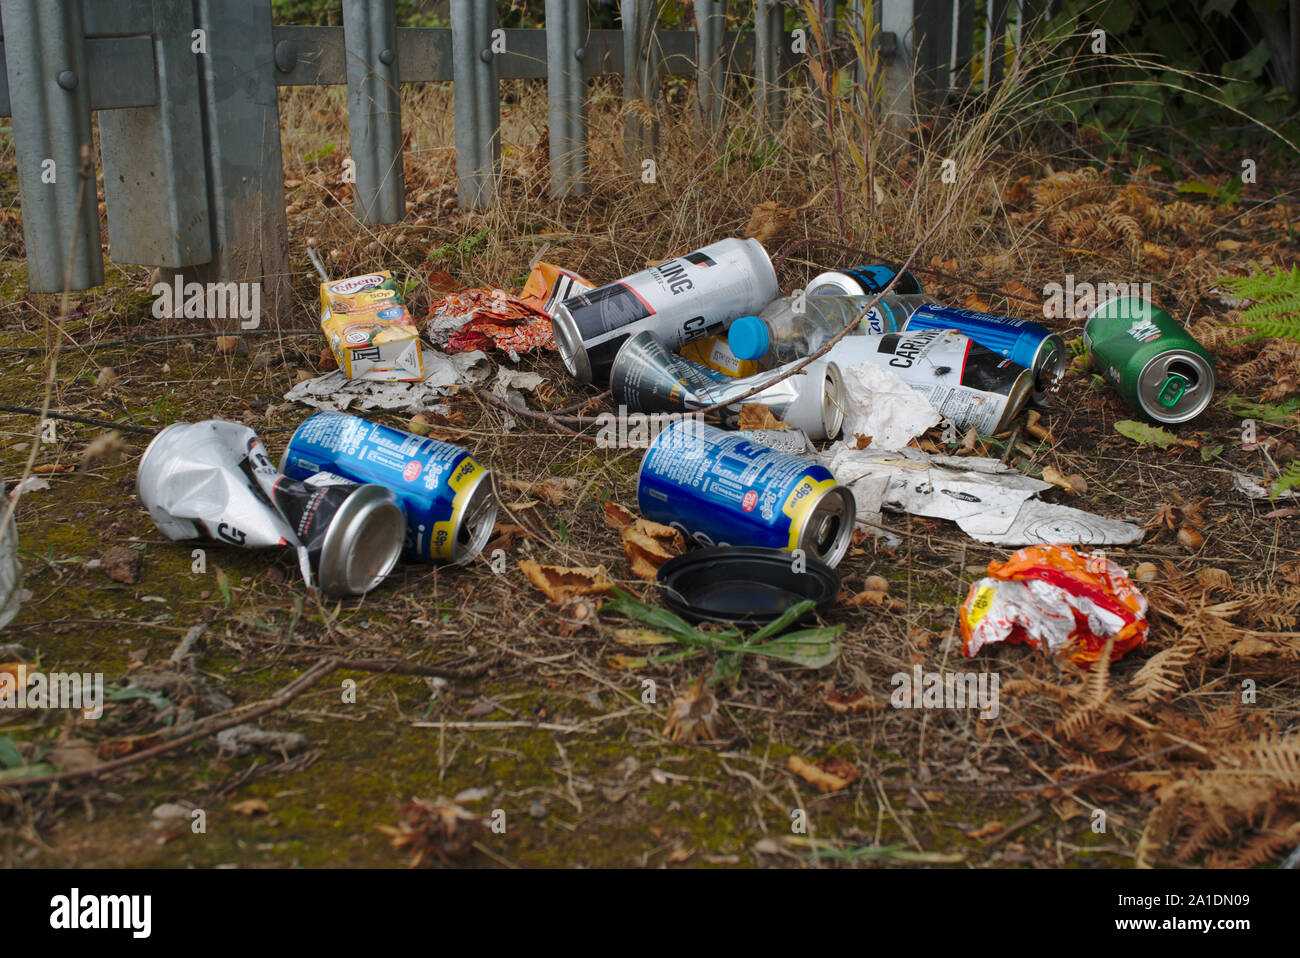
137,420 -> 405,595
638,420 -> 855,567
827,329 -> 1034,435
280,412 -> 498,564
610,330 -> 845,440
552,237 -> 778,384
1084,296 -> 1215,424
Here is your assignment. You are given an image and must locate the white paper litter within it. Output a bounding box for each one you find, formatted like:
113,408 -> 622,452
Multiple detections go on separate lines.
0,517 -> 23,630
839,362 -> 942,450
8,477 -> 50,499
1234,471 -> 1297,500
284,348 -> 490,413
488,368 -> 547,431
823,444 -> 1145,546
738,429 -> 815,456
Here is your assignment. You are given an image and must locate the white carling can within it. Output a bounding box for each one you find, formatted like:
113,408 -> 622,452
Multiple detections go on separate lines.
551,237 -> 778,384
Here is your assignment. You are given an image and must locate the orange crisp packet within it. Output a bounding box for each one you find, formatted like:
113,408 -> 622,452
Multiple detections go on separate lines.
959,544 -> 1148,665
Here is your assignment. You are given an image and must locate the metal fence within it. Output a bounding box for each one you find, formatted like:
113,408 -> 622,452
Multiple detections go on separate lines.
0,0 -> 1039,315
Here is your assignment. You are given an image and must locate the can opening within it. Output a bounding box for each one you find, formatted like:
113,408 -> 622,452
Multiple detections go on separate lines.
1166,359 -> 1200,390
812,511 -> 842,559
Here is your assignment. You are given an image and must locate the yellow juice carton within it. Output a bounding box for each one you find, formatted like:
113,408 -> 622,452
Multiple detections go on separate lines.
678,333 -> 759,377
319,270 -> 424,382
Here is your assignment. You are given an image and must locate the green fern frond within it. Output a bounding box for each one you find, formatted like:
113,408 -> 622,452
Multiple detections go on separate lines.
1221,266 -> 1300,301
1273,459 -> 1300,501
1239,292 -> 1300,323
1222,267 -> 1300,343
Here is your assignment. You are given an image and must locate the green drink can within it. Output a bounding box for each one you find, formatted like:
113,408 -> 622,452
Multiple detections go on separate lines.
1083,296 -> 1215,424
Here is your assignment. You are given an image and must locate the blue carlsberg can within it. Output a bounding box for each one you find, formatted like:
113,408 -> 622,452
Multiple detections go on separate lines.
637,420 -> 855,567
902,302 -> 1066,403
280,412 -> 498,564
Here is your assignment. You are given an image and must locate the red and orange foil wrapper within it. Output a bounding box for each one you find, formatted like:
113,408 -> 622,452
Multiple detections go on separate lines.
960,545 -> 1148,665
426,263 -> 591,359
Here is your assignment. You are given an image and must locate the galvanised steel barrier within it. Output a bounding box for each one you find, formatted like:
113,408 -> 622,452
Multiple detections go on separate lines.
0,0 -> 1036,316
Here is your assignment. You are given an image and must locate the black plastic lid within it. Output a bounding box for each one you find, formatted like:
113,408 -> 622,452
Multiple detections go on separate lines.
655,546 -> 840,626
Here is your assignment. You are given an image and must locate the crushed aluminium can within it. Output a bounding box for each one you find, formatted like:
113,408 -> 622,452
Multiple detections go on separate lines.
1083,296 -> 1215,424
280,413 -> 498,564
552,237 -> 778,384
807,264 -> 923,297
827,328 -> 1034,435
862,299 -> 1067,404
610,330 -> 845,440
638,420 -> 855,567
137,421 -> 405,595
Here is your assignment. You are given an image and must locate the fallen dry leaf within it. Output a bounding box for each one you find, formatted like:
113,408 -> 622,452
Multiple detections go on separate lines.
664,678 -> 720,743
849,433 -> 873,450
1042,465 -> 1086,494
603,500 -> 637,530
1133,562 -> 1159,583
519,560 -> 613,603
612,627 -> 672,647
80,431 -> 124,470
502,477 -> 579,506
1025,410 -> 1056,443
485,522 -> 527,552
622,517 -> 685,580
823,689 -> 885,713
967,821 -> 1005,840
963,293 -> 992,312
230,799 -> 270,816
788,755 -> 857,793
737,404 -> 791,431
844,589 -> 906,611
744,200 -> 796,244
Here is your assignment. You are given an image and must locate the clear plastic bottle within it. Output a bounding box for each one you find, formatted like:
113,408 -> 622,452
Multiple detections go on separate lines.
727,294 -> 926,368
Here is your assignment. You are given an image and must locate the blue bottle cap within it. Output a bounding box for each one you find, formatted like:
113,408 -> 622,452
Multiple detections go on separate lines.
727,316 -> 770,360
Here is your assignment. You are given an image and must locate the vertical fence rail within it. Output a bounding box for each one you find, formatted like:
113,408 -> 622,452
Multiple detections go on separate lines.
98,0 -> 212,271
621,0 -> 660,172
753,0 -> 785,130
913,0 -> 954,109
343,0 -> 405,223
189,0 -> 289,317
984,0 -> 1008,97
545,0 -> 587,197
451,0 -> 499,209
694,0 -> 725,137
0,0 -> 101,292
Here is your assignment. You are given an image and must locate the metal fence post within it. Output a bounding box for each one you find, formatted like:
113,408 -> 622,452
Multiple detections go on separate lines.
545,0 -> 588,198
189,0 -> 290,322
983,0 -> 1008,96
0,0 -> 102,292
913,0 -> 954,109
954,0 -> 974,90
451,0 -> 499,210
753,0 -> 785,130
98,0 -> 212,270
342,0 -> 405,223
621,0 -> 660,173
695,0 -> 725,136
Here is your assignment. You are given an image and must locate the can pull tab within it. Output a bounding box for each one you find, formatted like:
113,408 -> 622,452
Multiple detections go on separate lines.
1157,374 -> 1188,407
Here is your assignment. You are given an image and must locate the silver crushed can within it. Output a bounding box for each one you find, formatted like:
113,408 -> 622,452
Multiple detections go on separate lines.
552,237 -> 779,384
137,420 -> 405,596
610,330 -> 845,440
